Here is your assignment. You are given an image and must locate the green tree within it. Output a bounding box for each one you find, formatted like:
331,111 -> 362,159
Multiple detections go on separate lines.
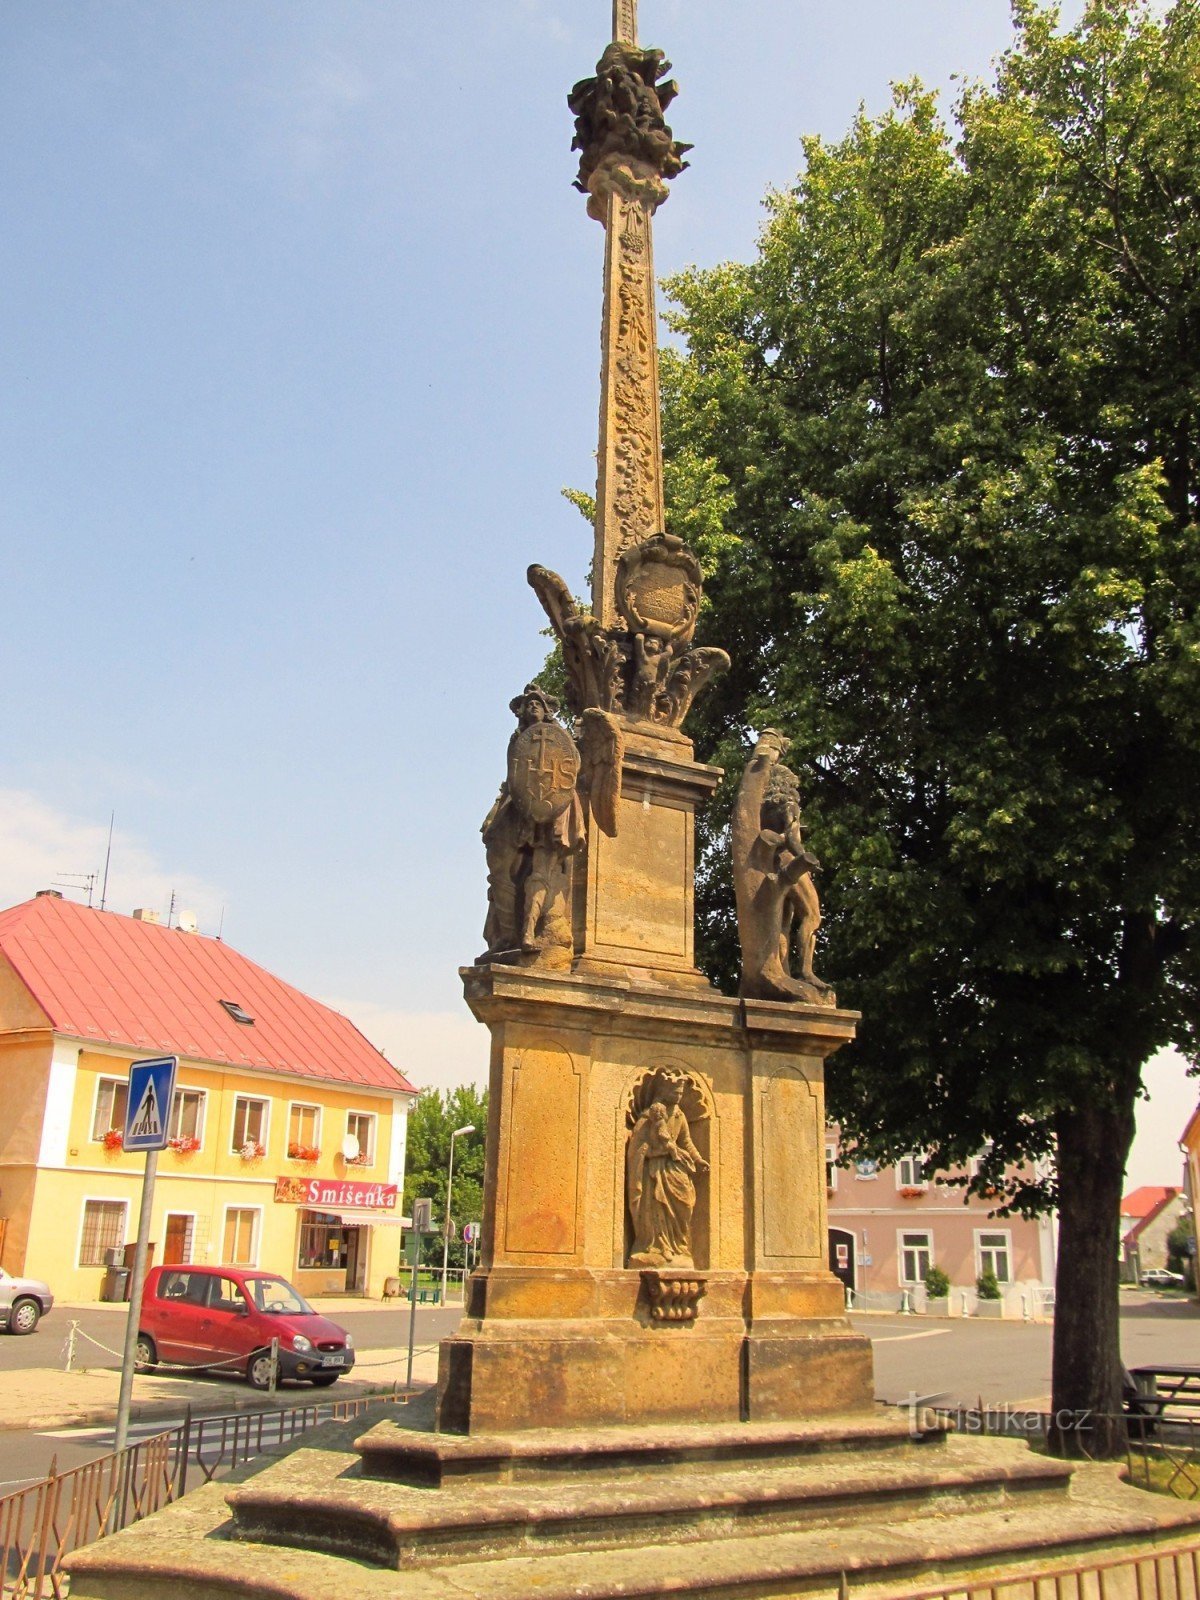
661,0 -> 1200,1454
402,1085 -> 487,1270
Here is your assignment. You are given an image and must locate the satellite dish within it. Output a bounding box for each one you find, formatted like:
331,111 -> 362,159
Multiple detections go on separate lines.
341,1134 -> 360,1160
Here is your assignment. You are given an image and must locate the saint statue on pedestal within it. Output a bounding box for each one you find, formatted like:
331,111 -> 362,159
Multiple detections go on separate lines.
626,1071 -> 708,1268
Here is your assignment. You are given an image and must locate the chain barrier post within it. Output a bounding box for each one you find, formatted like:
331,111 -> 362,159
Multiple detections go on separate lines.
269,1335 -> 279,1394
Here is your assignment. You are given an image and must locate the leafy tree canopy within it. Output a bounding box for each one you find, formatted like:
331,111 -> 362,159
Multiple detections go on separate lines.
660,0 -> 1200,1448
403,1085 -> 486,1266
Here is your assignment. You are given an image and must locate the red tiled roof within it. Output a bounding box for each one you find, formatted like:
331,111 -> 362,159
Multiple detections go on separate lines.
1120,1185 -> 1179,1220
0,895 -> 416,1094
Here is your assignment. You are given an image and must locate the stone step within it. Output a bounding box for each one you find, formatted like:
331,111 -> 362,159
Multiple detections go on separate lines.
227,1436 -> 1076,1569
354,1410 -> 944,1487
66,1467 -> 1200,1600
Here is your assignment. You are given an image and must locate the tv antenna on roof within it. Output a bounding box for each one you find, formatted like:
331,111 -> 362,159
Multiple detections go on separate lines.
100,811 -> 114,911
53,872 -> 97,907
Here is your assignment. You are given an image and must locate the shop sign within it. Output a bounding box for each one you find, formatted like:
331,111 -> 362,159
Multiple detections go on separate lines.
273,1176 -> 398,1210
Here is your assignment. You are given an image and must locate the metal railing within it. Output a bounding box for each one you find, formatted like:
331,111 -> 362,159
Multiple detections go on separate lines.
922,1405 -> 1200,1500
1,1388 -> 412,1598
870,1536 -> 1200,1600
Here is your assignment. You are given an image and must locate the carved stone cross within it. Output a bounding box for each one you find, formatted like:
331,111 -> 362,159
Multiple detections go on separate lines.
613,0 -> 638,44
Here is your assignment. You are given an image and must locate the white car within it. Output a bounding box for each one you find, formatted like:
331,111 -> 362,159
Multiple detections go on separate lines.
0,1268 -> 54,1334
1140,1267 -> 1184,1288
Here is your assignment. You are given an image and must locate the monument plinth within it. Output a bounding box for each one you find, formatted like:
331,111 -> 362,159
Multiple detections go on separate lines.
439,966 -> 870,1432
441,0 -> 871,1434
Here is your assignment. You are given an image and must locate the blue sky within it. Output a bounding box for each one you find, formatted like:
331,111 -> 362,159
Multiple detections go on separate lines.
2,0 -> 1192,1186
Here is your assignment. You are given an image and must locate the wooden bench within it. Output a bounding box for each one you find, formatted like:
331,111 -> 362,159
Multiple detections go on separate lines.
1127,1365 -> 1200,1426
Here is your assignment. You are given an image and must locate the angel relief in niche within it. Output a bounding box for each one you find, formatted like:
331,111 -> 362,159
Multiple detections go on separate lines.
625,1070 -> 710,1270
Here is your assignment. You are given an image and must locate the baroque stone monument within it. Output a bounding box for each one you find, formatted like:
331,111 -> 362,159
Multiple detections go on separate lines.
437,0 -> 872,1433
65,8 -> 1200,1595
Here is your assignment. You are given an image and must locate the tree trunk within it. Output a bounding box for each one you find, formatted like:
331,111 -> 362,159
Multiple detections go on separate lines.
1048,1096 -> 1137,1458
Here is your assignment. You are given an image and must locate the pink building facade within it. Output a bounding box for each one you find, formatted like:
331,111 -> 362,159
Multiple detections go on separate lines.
826,1135 -> 1057,1316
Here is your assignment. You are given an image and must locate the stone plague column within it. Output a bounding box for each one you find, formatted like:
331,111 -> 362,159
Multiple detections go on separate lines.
438,0 -> 874,1434
590,0 -> 668,631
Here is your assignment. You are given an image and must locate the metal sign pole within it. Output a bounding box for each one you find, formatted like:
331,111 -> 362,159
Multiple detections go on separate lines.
113,1053 -> 176,1459
405,1227 -> 420,1387
114,1146 -> 158,1454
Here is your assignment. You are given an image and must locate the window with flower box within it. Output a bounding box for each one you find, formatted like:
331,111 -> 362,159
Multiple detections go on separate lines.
287,1103 -> 321,1161
231,1096 -> 268,1155
169,1088 -> 205,1147
346,1111 -> 376,1167
91,1078 -> 128,1143
896,1153 -> 927,1192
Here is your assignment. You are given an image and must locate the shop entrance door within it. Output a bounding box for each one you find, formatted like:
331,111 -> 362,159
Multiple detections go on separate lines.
164,1214 -> 194,1265
344,1227 -> 368,1294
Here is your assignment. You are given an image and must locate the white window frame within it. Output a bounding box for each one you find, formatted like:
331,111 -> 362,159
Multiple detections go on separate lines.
286,1101 -> 323,1156
896,1153 -> 927,1190
898,1230 -> 933,1286
162,1211 -> 197,1265
169,1086 -> 207,1146
347,1110 -> 377,1167
221,1205 -> 262,1267
967,1143 -> 995,1179
230,1095 -> 270,1154
90,1076 -> 129,1143
77,1196 -> 130,1267
976,1228 -> 1012,1285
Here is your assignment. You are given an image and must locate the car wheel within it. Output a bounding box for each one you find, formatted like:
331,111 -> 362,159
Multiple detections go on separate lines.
9,1298 -> 40,1335
247,1350 -> 276,1390
310,1373 -> 339,1388
134,1334 -> 157,1373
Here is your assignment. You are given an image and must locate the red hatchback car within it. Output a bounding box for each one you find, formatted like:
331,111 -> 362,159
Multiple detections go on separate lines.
136,1265 -> 355,1389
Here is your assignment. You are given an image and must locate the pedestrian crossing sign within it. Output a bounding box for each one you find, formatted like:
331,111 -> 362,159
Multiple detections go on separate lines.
123,1056 -> 178,1152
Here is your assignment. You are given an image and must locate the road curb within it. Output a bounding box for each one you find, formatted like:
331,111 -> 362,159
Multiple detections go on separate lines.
4,1379 -> 433,1434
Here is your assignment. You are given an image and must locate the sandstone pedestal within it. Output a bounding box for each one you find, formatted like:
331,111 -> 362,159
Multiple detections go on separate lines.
437,959 -> 872,1433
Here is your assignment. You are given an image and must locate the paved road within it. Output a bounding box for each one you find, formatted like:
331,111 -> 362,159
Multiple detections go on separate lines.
0,1301 -> 463,1373
855,1293 -> 1198,1409
1,1293 -> 1192,1495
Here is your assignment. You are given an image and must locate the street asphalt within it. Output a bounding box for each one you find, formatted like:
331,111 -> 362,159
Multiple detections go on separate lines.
0,1288 -> 1192,1437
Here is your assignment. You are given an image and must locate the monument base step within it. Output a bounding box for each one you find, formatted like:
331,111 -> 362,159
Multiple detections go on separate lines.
65,1409 -> 1200,1600
225,1437 -> 1074,1569
355,1411 -> 943,1486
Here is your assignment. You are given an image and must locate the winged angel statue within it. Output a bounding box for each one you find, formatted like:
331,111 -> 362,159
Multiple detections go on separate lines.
528,533 -> 728,731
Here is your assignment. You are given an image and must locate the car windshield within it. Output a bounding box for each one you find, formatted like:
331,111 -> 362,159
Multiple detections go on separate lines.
243,1276 -> 314,1315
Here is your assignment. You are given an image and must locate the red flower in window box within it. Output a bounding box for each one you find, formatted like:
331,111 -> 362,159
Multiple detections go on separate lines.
287,1143 -> 320,1163
238,1140 -> 266,1162
345,1151 -> 371,1167
898,1186 -> 925,1198
101,1128 -> 124,1152
168,1134 -> 201,1154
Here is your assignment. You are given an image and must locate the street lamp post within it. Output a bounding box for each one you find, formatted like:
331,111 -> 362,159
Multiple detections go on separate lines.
441,1124 -> 475,1305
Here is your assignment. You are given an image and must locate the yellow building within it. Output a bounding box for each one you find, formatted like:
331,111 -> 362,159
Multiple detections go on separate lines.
0,892 -> 417,1301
